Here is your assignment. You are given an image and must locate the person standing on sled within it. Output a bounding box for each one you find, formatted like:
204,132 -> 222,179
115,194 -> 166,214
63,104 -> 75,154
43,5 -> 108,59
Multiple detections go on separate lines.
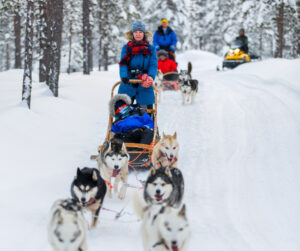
153,18 -> 178,62
119,20 -> 157,109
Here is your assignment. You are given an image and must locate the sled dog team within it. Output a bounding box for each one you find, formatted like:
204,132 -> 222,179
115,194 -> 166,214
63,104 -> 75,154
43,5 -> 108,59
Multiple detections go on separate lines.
48,131 -> 190,251
155,61 -> 199,105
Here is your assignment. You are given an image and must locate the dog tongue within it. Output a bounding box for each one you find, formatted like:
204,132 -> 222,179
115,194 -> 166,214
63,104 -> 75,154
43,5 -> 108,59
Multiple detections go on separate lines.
155,195 -> 163,201
171,246 -> 179,251
112,169 -> 120,177
88,197 -> 95,204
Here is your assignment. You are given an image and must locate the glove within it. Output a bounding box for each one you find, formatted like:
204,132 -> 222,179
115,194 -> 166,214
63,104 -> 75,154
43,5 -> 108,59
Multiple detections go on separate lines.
141,74 -> 153,88
170,45 -> 175,51
155,45 -> 160,51
121,77 -> 129,84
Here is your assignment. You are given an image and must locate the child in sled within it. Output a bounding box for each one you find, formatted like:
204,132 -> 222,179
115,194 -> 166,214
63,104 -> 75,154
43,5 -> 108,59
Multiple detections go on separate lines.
109,94 -> 154,145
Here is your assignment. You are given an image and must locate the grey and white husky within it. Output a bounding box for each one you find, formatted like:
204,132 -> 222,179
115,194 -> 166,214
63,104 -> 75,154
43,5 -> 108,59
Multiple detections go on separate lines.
134,195 -> 190,251
48,199 -> 88,251
155,70 -> 164,103
180,79 -> 198,104
96,138 -> 129,200
144,167 -> 184,208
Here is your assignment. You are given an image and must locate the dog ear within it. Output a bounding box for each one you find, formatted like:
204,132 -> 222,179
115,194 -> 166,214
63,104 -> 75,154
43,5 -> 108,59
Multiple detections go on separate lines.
173,131 -> 177,139
178,204 -> 186,218
150,166 -> 156,176
92,170 -> 98,181
77,167 -> 81,177
164,166 -> 172,177
162,132 -> 166,139
121,142 -> 127,152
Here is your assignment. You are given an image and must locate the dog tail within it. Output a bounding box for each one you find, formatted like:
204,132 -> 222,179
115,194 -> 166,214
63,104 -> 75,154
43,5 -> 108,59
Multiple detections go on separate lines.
132,191 -> 147,219
188,62 -> 192,75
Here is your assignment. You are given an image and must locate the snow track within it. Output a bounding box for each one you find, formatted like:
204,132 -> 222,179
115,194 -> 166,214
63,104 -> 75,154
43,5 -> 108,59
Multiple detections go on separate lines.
0,52 -> 300,251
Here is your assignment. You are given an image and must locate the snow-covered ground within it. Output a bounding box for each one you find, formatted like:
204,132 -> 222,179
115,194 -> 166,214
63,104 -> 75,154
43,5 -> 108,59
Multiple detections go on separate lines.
0,51 -> 300,251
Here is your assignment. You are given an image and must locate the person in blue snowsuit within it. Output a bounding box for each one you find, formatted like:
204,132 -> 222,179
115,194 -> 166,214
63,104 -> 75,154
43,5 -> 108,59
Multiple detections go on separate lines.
153,18 -> 178,61
109,94 -> 154,144
119,20 -> 157,108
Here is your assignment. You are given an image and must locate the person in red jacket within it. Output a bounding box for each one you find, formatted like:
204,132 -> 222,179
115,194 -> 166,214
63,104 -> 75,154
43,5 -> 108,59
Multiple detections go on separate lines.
157,49 -> 177,74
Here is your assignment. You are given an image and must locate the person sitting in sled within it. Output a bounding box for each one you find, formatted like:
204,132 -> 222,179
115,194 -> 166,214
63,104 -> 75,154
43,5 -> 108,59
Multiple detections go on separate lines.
153,18 -> 178,61
236,28 -> 248,53
119,20 -> 157,109
109,94 -> 154,145
157,49 -> 177,74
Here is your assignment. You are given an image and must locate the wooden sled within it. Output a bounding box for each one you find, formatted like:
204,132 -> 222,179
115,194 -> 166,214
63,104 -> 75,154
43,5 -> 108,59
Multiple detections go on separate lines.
92,80 -> 159,170
163,72 -> 179,90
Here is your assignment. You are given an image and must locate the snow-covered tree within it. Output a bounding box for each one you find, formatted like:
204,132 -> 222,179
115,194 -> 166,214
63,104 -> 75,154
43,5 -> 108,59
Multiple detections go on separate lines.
22,0 -> 34,108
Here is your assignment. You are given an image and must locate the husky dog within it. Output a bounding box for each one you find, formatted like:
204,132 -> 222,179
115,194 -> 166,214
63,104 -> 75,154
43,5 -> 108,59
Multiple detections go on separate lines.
154,70 -> 164,103
48,199 -> 88,251
152,132 -> 179,169
178,62 -> 192,85
96,138 -> 129,200
144,167 -> 184,208
134,195 -> 190,251
71,167 -> 106,228
180,79 -> 198,104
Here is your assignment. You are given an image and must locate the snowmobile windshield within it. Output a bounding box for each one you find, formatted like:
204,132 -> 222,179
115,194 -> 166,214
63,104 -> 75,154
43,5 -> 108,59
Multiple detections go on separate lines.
231,40 -> 243,49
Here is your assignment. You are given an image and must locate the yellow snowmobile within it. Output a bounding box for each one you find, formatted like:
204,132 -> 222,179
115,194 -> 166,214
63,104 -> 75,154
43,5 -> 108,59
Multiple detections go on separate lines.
222,40 -> 251,69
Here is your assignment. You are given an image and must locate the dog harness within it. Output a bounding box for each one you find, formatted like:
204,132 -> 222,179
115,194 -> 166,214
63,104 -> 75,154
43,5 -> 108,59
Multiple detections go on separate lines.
152,239 -> 169,250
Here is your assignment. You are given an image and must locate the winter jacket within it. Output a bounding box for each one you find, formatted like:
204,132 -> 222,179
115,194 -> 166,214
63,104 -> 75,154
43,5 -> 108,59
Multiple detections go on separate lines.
235,35 -> 248,53
118,30 -> 157,105
158,58 -> 177,74
119,32 -> 157,80
111,113 -> 154,134
153,26 -> 178,52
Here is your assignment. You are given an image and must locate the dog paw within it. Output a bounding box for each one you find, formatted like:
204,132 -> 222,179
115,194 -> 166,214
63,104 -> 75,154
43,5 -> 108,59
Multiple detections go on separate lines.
118,189 -> 126,200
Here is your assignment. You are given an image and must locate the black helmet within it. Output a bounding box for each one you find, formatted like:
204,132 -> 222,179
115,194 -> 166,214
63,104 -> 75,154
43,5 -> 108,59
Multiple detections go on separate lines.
239,28 -> 245,33
158,49 -> 168,57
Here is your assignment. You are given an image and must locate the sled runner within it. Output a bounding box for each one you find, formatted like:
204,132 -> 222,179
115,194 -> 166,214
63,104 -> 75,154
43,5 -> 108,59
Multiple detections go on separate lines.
162,72 -> 179,90
95,80 -> 159,169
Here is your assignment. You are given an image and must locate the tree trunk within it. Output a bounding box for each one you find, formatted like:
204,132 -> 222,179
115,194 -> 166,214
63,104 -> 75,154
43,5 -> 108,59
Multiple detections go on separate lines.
47,0 -> 63,97
22,0 -> 34,109
104,46 -> 108,71
39,0 -> 48,82
83,0 -> 90,74
98,0 -> 103,71
14,12 -> 22,69
275,2 -> 284,58
296,0 -> 300,56
89,29 -> 93,72
6,43 -> 10,70
67,25 -> 73,74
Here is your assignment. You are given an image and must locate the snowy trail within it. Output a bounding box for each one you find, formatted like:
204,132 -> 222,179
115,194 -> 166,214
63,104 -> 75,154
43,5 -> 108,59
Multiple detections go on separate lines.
0,52 -> 300,251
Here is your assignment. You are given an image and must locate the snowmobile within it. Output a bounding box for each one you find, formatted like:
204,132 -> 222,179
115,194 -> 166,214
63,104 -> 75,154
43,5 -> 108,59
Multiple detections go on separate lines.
221,40 -> 251,70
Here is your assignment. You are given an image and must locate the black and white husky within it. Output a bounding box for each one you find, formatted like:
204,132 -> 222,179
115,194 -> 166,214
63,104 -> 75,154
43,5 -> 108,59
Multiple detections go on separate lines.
180,79 -> 198,104
144,167 -> 184,208
134,195 -> 190,251
48,199 -> 88,251
179,62 -> 192,83
71,167 -> 106,228
96,138 -> 129,200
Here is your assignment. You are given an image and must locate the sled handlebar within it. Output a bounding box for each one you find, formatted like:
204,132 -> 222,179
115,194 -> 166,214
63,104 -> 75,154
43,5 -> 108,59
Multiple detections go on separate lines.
129,79 -> 142,83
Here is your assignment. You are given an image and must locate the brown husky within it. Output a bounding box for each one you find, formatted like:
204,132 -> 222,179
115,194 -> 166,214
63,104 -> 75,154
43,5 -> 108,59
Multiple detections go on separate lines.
152,132 -> 179,169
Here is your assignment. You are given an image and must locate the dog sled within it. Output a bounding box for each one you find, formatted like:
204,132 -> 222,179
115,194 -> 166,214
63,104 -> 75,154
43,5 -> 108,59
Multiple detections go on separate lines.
95,80 -> 159,170
162,72 -> 179,91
